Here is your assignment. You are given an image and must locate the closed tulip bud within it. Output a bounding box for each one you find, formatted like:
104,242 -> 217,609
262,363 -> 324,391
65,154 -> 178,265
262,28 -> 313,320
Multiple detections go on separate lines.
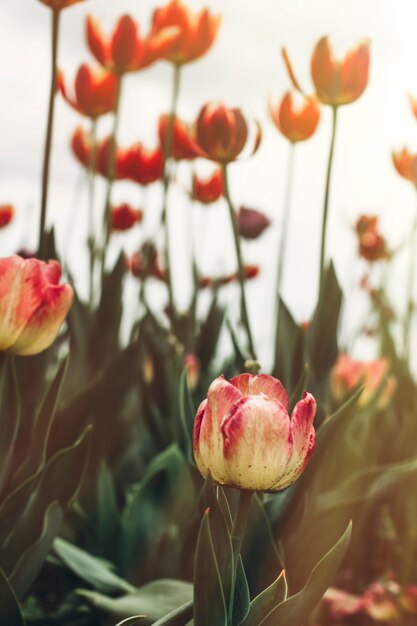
184,352 -> 200,391
392,148 -> 417,186
237,206 -> 271,239
119,144 -> 163,185
0,256 -> 73,356
0,204 -> 14,228
150,0 -> 221,66
331,354 -> 396,409
58,65 -> 118,119
311,36 -> 370,106
194,374 -> 316,491
158,114 -> 201,160
192,169 -> 223,204
269,91 -> 320,143
111,204 -> 142,232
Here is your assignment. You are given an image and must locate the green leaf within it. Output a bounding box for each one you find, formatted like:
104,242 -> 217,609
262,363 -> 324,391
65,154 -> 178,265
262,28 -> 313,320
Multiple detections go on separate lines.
96,461 -> 120,562
0,356 -> 21,497
273,299 -> 305,399
255,523 -> 351,626
78,579 -> 193,624
54,538 -> 134,594
193,509 -> 228,626
241,570 -> 287,626
0,566 -> 25,625
114,618 -> 145,626
151,600 -> 193,626
196,298 -> 225,370
178,368 -> 194,463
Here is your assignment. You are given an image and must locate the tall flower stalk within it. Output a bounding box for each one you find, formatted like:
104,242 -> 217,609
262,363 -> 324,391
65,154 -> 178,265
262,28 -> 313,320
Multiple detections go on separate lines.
87,120 -> 97,306
404,200 -> 417,361
276,142 -> 296,301
38,8 -> 61,259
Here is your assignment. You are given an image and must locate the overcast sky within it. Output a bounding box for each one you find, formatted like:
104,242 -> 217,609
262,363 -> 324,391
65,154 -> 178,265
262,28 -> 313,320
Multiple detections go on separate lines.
1,0 -> 417,366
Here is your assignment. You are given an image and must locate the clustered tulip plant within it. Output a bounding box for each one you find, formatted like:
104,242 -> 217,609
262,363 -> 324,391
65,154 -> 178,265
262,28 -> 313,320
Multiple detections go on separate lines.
1,1 -> 417,625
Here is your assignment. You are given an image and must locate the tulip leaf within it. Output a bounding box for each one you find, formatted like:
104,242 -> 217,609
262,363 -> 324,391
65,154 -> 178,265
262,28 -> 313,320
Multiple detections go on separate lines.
193,509 -> 228,626
240,569 -> 287,626
0,356 -> 20,498
272,298 -> 305,400
0,566 -> 25,625
178,368 -> 194,463
77,579 -> 193,623
114,618 -> 145,626
253,522 -> 351,626
196,298 -> 225,370
96,461 -> 121,563
150,600 -> 193,626
54,538 -> 134,594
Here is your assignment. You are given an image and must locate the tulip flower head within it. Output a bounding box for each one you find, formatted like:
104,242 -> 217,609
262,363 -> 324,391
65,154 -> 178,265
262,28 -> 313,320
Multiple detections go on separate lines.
158,114 -> 201,160
0,204 -> 14,228
311,36 -> 370,106
331,354 -> 396,409
119,144 -> 164,185
192,169 -> 223,204
38,0 -> 85,10
111,204 -> 143,232
195,103 -> 261,163
237,206 -> 271,240
392,148 -> 417,187
150,0 -> 221,66
194,374 -> 316,491
86,14 -> 180,75
355,214 -> 389,262
269,91 -> 320,143
59,65 -> 118,119
0,256 -> 73,356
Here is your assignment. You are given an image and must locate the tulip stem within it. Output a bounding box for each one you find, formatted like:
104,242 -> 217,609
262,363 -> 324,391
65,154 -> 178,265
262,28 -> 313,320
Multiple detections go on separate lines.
222,165 -> 256,360
161,63 -> 182,316
100,78 -> 122,283
38,8 -> 61,260
318,105 -> 338,294
404,198 -> 417,361
88,119 -> 97,307
228,490 -> 252,624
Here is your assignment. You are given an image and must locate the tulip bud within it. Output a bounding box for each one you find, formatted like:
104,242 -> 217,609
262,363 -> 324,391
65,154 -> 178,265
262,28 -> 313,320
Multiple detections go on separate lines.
237,206 -> 271,240
111,204 -> 142,232
193,374 -> 316,491
0,204 -> 14,228
269,91 -> 320,143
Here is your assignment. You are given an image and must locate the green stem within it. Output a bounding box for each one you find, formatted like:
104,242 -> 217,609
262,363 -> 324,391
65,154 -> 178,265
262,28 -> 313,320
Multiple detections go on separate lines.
161,64 -> 182,315
88,119 -> 97,307
228,490 -> 252,624
404,196 -> 417,361
222,164 -> 256,360
38,8 -> 61,259
318,105 -> 338,294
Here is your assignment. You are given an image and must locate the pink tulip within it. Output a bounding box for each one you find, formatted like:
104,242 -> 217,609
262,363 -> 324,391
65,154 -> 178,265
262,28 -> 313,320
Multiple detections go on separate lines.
0,256 -> 74,356
193,373 -> 316,491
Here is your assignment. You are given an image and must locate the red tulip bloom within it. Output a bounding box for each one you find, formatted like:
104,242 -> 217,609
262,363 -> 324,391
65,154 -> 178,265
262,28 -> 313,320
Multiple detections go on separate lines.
0,256 -> 73,355
86,14 -> 180,75
192,169 -> 223,204
58,65 -> 118,119
269,91 -> 320,143
311,36 -> 370,106
71,127 -> 91,167
195,103 -> 261,163
150,0 -> 221,66
159,114 -> 201,160
119,144 -> 164,185
392,148 -> 417,186
38,0 -> 85,10
0,204 -> 14,228
129,242 -> 165,281
237,207 -> 271,240
354,214 -> 389,262
111,204 -> 143,232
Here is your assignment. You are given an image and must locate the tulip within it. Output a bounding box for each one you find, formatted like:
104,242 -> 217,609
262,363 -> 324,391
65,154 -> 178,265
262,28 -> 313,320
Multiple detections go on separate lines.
58,65 -> 118,119
128,242 -> 165,281
150,0 -> 221,66
195,103 -> 261,163
409,94 -> 417,122
311,36 -> 370,107
331,354 -> 396,409
392,148 -> 417,186
269,91 -> 320,143
184,353 -> 199,391
192,169 -> 223,204
119,144 -> 163,185
111,204 -> 142,232
158,114 -> 201,160
237,207 -> 271,240
71,127 -> 91,168
0,205 -> 14,228
38,0 -> 84,9
86,14 -> 180,75
354,215 -> 390,262
0,256 -> 73,356
193,374 -> 316,491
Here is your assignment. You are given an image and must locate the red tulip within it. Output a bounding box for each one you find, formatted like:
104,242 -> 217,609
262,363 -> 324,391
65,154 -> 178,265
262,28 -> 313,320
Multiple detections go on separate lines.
86,14 -> 180,75
392,148 -> 417,186
192,169 -> 223,204
129,242 -> 165,281
71,126 -> 91,167
111,204 -> 143,232
150,0 -> 221,66
58,65 -> 118,118
158,114 -> 201,160
193,374 -> 316,491
119,144 -> 163,185
0,205 -> 14,228
269,91 -> 320,143
311,36 -> 370,106
0,256 -> 73,355
354,214 -> 389,262
195,103 -> 261,163
237,207 -> 271,240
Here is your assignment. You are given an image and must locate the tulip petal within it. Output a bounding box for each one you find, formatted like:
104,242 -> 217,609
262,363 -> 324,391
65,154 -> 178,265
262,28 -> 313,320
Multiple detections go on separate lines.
230,373 -> 288,410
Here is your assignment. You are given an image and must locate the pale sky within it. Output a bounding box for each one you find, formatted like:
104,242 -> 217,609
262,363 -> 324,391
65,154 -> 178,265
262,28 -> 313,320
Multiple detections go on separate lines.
1,0 -> 417,366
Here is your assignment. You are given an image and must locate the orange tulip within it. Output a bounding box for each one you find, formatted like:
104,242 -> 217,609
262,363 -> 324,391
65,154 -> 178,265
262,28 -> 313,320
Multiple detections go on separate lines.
158,114 -> 201,160
409,94 -> 417,121
71,127 -> 91,168
192,169 -> 223,204
38,0 -> 85,10
392,148 -> 417,186
0,205 -> 14,228
269,91 -> 320,143
331,354 -> 396,409
311,36 -> 370,106
150,0 -> 220,66
58,65 -> 118,118
86,14 -> 180,75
